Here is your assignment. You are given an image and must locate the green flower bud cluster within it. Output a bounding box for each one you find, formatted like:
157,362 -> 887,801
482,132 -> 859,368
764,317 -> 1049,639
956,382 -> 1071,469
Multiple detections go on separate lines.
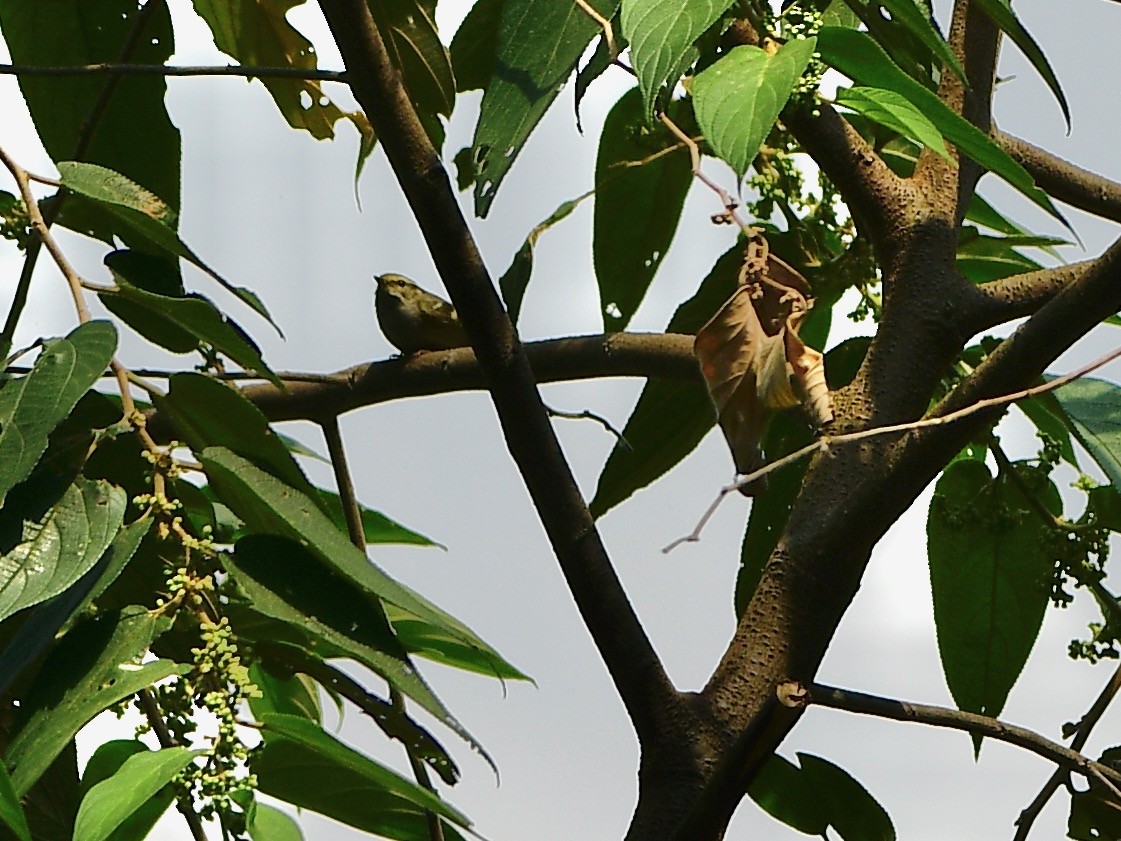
0,191 -> 30,248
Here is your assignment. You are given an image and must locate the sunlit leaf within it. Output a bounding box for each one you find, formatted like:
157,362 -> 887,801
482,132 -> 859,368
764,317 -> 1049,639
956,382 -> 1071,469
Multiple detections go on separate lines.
74,747 -> 197,841
835,86 -> 949,159
693,39 -> 817,178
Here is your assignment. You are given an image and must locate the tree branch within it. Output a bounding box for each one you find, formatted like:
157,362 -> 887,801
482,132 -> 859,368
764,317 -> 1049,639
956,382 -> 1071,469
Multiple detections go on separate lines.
810,683 -> 1121,791
161,333 -> 696,428
0,63 -> 346,82
316,0 -> 681,744
995,131 -> 1121,224
965,259 -> 1098,332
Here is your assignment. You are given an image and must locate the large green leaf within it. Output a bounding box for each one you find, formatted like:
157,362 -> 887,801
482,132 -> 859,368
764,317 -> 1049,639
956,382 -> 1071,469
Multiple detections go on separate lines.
972,0 -> 1069,129
1050,377 -> 1121,488
0,478 -> 126,623
796,753 -> 895,840
748,752 -> 894,839
6,607 -> 185,795
154,373 -> 314,497
956,226 -> 1043,282
692,39 -> 817,178
222,530 -> 492,766
58,161 -> 279,330
594,88 -> 692,331
99,285 -> 280,386
248,802 -> 304,841
620,0 -> 735,116
201,448 -> 505,669
100,250 -> 196,353
590,245 -> 744,517
867,0 -> 964,84
251,713 -> 471,839
816,27 -> 1065,224
0,761 -> 30,841
79,740 -> 177,841
927,460 -> 1056,735
73,746 -> 197,841
471,0 -> 621,216
835,86 -> 949,160
0,321 -> 116,507
0,0 -> 180,211
191,0 -> 373,144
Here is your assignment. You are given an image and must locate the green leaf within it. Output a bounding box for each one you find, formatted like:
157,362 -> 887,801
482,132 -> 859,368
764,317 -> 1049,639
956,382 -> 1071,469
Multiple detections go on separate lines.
500,191 -> 593,324
450,0 -> 504,92
796,753 -> 895,841
0,321 -> 117,506
0,761 -> 31,841
385,602 -> 531,681
58,161 -> 279,331
369,0 -> 456,147
1015,391 -> 1078,468
6,607 -> 185,795
871,0 -> 965,84
74,747 -> 197,841
0,0 -> 180,212
99,286 -> 280,386
692,39 -> 817,178
248,802 -> 304,841
621,0 -> 735,116
928,460 -> 1056,735
248,662 -> 322,723
251,713 -> 471,837
254,641 -> 460,787
316,488 -> 443,548
747,754 -> 829,835
223,533 -> 492,766
956,227 -> 1042,282
1050,377 -> 1121,488
589,245 -> 742,518
817,27 -> 1066,225
201,447 -> 509,672
835,86 -> 949,159
972,0 -> 1069,129
153,373 -> 313,496
191,0 -> 373,145
100,250 -> 195,353
594,88 -> 692,330
472,0 -> 621,216
0,478 -> 126,623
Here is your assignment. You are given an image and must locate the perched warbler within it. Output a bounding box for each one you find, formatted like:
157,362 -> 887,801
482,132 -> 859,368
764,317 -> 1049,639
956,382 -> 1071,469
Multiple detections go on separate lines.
373,273 -> 470,354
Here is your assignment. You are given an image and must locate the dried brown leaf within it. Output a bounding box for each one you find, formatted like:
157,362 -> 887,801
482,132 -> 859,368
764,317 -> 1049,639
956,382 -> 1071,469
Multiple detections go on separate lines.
694,250 -> 833,494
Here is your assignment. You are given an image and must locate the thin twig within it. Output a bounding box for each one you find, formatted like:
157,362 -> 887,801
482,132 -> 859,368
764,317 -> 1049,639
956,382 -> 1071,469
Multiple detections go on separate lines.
0,62 -> 346,82
809,682 -> 1121,792
1014,661 -> 1121,840
571,0 -> 617,58
664,342 -> 1121,552
138,689 -> 210,841
320,417 -> 445,841
0,144 -> 91,323
544,403 -> 632,451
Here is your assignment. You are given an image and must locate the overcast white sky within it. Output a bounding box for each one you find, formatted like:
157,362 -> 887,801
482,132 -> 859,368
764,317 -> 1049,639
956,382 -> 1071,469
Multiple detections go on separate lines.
3,1 -> 1121,839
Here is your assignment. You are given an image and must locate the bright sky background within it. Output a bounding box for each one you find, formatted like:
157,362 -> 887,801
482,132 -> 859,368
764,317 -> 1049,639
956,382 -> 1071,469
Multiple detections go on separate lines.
3,1 -> 1121,839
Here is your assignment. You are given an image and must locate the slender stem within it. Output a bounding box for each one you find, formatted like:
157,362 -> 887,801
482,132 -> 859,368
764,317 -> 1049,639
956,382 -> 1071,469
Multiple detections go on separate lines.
1014,661 -> 1121,840
319,416 -> 444,841
0,62 -> 345,82
666,342 -> 1121,551
138,689 -> 210,841
810,683 -> 1121,791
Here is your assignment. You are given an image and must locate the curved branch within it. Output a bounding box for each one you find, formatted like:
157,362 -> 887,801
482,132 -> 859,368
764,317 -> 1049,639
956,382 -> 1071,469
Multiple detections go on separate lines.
995,131 -> 1121,224
194,333 -> 697,426
317,0 -> 681,744
811,683 -> 1121,790
965,259 -> 1097,332
0,62 -> 346,82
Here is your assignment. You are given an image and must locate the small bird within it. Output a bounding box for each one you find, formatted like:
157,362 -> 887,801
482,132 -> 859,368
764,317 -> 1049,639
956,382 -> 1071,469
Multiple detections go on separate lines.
373,273 -> 470,354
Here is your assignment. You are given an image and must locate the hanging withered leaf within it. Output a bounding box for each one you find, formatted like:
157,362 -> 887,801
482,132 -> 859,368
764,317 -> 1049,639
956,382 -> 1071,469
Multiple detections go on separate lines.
694,241 -> 833,495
